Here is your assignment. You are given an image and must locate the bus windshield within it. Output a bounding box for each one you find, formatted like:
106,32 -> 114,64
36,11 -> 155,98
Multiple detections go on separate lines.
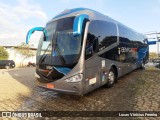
37,17 -> 82,67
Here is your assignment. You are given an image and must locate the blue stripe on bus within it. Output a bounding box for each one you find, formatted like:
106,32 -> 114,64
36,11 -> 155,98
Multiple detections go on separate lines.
53,66 -> 71,75
138,47 -> 149,62
73,14 -> 89,36
26,27 -> 44,44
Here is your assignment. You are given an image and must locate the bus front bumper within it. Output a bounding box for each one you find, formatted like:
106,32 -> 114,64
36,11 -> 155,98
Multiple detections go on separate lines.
35,73 -> 84,95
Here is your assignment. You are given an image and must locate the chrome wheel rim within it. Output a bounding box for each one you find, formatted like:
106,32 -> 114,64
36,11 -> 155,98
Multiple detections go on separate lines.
108,71 -> 115,84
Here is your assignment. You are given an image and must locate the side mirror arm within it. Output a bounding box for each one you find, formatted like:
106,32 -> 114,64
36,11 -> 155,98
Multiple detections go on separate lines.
73,14 -> 89,37
26,27 -> 45,44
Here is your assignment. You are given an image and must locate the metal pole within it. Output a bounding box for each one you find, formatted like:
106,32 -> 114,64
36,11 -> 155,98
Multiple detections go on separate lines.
156,32 -> 160,56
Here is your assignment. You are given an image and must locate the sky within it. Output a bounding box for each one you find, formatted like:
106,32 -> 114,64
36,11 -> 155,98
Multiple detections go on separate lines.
0,0 -> 160,52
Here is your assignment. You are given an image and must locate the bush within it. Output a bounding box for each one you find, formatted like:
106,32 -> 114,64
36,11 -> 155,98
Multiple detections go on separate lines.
0,46 -> 9,60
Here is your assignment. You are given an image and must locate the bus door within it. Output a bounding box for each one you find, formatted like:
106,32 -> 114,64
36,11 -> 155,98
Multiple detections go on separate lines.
84,33 -> 100,93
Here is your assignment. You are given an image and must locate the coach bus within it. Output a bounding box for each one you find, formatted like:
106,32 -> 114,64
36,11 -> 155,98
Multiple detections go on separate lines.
26,8 -> 149,95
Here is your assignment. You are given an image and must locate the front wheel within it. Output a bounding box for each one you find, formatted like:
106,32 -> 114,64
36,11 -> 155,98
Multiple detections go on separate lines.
105,68 -> 116,88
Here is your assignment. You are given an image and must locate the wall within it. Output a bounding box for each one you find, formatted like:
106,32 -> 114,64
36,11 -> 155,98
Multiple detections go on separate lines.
5,47 -> 36,67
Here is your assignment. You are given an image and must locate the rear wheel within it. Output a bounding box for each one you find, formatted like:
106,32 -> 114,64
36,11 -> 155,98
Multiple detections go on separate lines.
105,68 -> 116,88
140,60 -> 145,70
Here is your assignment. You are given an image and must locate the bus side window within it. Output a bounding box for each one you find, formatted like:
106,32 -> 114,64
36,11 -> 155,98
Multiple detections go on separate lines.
85,20 -> 117,60
85,33 -> 99,58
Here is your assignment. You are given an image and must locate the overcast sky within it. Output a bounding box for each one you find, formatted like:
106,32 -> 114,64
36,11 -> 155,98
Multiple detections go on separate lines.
0,0 -> 160,52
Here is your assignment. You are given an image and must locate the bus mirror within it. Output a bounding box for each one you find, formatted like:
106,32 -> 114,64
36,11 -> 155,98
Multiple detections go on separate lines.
26,27 -> 44,44
147,41 -> 157,45
73,14 -> 89,37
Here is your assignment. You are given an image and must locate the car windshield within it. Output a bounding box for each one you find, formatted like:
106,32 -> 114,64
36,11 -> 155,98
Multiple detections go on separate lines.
37,17 -> 82,67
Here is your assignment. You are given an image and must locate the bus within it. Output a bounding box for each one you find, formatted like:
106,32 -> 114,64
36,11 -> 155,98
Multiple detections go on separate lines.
26,8 -> 149,95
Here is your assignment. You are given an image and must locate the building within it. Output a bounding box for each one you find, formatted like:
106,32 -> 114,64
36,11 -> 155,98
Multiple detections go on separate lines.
4,46 -> 36,67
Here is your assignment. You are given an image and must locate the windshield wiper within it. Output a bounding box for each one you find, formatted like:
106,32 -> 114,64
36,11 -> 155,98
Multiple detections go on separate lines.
38,43 -> 51,65
52,33 -> 66,65
38,32 -> 66,65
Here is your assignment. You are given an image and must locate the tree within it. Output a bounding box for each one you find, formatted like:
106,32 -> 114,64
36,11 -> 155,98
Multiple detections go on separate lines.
16,42 -> 35,67
0,46 -> 9,60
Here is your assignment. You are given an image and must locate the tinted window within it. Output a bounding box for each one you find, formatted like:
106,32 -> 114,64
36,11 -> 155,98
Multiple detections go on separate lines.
45,21 -> 57,41
88,20 -> 117,50
37,16 -> 82,67
85,20 -> 117,60
56,17 -> 75,31
45,17 -> 75,42
118,24 -> 144,44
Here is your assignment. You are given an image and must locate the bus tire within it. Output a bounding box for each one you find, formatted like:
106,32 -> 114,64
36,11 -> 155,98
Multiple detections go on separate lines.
140,60 -> 145,70
105,68 -> 116,88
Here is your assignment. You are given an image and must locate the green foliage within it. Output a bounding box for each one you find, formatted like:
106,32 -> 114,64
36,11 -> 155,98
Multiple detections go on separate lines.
16,42 -> 35,58
0,46 -> 9,60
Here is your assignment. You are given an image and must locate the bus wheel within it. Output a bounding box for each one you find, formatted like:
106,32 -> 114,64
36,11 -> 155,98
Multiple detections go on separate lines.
105,68 -> 116,88
140,60 -> 145,70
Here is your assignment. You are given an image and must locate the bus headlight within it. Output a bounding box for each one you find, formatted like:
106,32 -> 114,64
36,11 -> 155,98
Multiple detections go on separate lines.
65,74 -> 83,82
